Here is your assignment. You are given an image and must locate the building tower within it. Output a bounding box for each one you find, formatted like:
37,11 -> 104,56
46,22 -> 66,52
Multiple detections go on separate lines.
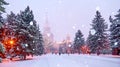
43,12 -> 54,53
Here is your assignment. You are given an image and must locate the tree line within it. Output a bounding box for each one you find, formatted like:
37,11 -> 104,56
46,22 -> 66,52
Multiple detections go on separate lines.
0,0 -> 44,61
73,10 -> 120,55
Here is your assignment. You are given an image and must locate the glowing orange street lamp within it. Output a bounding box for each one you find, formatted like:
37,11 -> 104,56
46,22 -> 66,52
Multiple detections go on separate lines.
9,40 -> 15,45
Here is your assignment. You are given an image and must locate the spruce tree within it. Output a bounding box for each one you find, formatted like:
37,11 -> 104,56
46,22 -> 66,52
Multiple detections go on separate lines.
17,6 -> 35,54
28,20 -> 44,55
35,25 -> 44,55
3,12 -> 20,58
0,0 -> 9,13
109,9 -> 120,55
0,13 -> 5,59
0,13 -> 4,41
87,11 -> 108,53
16,6 -> 44,56
0,43 -> 5,63
0,13 -> 5,62
73,30 -> 85,53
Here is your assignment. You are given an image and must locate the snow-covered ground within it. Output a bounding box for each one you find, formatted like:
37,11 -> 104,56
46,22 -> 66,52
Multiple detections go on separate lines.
0,54 -> 120,67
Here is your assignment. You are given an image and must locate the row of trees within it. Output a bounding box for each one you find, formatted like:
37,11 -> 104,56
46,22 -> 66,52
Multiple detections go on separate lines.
0,0 -> 9,62
0,0 -> 44,61
73,10 -> 120,55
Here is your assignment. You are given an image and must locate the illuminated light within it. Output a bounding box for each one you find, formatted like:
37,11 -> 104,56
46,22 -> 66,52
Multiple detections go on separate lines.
9,40 -> 14,45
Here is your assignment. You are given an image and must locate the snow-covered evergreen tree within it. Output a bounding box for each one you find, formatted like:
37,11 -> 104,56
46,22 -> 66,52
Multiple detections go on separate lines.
0,13 -> 4,60
0,43 -> 5,63
35,25 -> 44,55
0,13 -> 4,41
1,6 -> 44,59
0,43 -> 5,54
15,6 -> 35,55
28,20 -> 44,55
73,30 -> 85,53
2,12 -> 21,59
0,0 -> 8,61
87,11 -> 108,53
109,9 -> 120,55
16,6 -> 44,56
5,11 -> 18,34
0,0 -> 9,13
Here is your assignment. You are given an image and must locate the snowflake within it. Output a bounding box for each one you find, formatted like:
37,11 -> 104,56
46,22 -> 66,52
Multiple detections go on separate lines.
25,44 -> 28,47
112,12 -> 115,15
77,37 -> 80,40
96,6 -> 100,11
68,44 -> 71,47
45,8 -> 48,10
90,29 -> 96,35
72,26 -> 76,29
114,42 -> 118,46
58,0 -> 62,4
47,33 -> 50,37
30,21 -> 33,25
82,24 -> 85,28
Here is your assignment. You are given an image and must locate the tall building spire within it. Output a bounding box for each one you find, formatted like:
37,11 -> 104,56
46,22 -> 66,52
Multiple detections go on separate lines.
45,8 -> 48,24
43,11 -> 54,53
45,11 -> 48,23
44,11 -> 51,33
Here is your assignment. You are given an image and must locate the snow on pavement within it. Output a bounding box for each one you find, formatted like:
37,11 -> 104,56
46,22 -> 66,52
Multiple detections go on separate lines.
0,54 -> 120,67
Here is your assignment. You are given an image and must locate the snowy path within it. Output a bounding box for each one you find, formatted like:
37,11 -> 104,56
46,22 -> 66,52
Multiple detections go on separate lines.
0,54 -> 120,67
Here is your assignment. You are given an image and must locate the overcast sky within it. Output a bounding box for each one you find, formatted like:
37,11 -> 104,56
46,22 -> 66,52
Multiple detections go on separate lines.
4,0 -> 120,41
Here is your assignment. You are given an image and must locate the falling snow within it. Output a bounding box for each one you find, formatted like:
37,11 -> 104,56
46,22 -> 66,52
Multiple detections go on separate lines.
90,29 -> 96,35
58,0 -> 62,4
30,21 -> 33,25
82,25 -> 85,28
96,6 -> 100,11
72,26 -> 76,30
114,42 -> 118,46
